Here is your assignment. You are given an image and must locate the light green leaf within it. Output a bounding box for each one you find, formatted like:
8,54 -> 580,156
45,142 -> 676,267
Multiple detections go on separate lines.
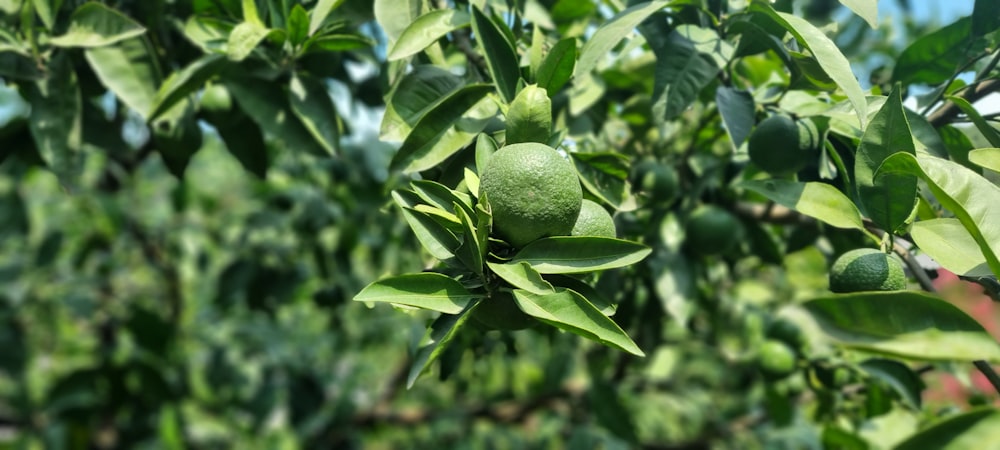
470,5 -> 519,103
738,179 -> 866,231
23,52 -> 82,182
545,274 -> 616,316
241,0 -> 263,27
464,167 -> 480,198
411,180 -> 475,219
947,96 -> 1000,148
511,236 -> 652,274
353,273 -> 480,314
393,190 -> 461,262
876,153 -> 1000,277
381,65 -> 463,142
288,73 -> 340,155
969,148 -> 1000,172
227,21 -> 273,61
513,289 -> 644,356
575,1 -> 670,77
308,0 -> 345,35
149,54 -> 227,120
505,84 -> 551,144
388,9 -> 471,61
487,261 -> 555,295
475,132 -> 497,175
31,0 -> 62,30
838,0 -> 877,28
84,37 -> 160,119
302,33 -> 374,53
803,292 -> 1000,363
855,86 -> 917,234
536,38 -> 576,94
911,218 -> 991,277
225,75 -> 327,156
49,2 -> 146,48
374,0 -> 421,42
894,408 -> 1000,450
407,301 -> 479,388
285,4 -> 309,46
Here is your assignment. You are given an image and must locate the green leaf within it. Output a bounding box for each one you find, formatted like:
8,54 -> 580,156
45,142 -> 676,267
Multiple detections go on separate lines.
575,1 -> 669,77
302,34 -> 374,53
545,274 -> 616,316
387,9 -> 471,61
876,153 -> 1000,277
227,21 -> 274,61
374,0 -> 421,42
802,292 -> 1000,363
753,4 -> 867,127
892,18 -> 973,86
353,273 -> 479,314
285,4 -> 309,47
0,51 -> 43,80
535,38 -> 576,94
893,408 -> 1000,450
475,132 -> 497,175
225,75 -> 327,156
49,2 -> 146,48
738,179 -> 866,231
389,83 -> 496,173
23,52 -> 82,182
152,98 -> 202,178
513,289 -> 644,356
455,206 -> 484,275
859,358 -> 925,410
940,124 -> 977,169
381,65 -> 463,142
716,86 -> 755,149
969,148 -> 1000,172
838,0 -> 877,28
288,73 -> 339,155
946,96 -> 1000,148
393,191 -> 461,262
84,37 -> 159,119
31,0 -> 62,30
241,0 -> 263,26
407,301 -> 479,388
911,218 -> 991,277
651,26 -> 721,122
855,86 -> 917,234
470,5 -> 519,103
410,180 -> 475,219
209,113 -> 269,179
308,0 -> 345,35
150,54 -> 228,121
505,84 -> 551,144
972,0 -> 1000,36
510,236 -> 652,274
487,261 -> 555,295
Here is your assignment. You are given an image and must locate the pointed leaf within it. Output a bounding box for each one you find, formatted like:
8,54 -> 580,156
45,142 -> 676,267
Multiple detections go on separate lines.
411,180 -> 475,218
738,179 -> 865,231
210,113 -> 269,178
393,190 -> 461,262
651,26 -> 721,122
536,38 -> 576,94
288,73 -> 339,155
354,273 -> 479,314
286,4 -> 309,46
381,65 -> 464,142
575,1 -> 669,77
946,96 -> 1000,148
545,274 -> 616,316
514,289 -> 643,356
225,76 -> 327,156
374,0 -> 421,42
803,292 -> 1000,363
894,408 -> 1000,450
31,0 -> 62,30
969,148 -> 1000,172
511,236 -> 652,274
308,0 -> 346,35
876,153 -> 1000,277
716,86 -> 755,149
487,261 -> 555,295
388,9 -> 471,61
855,86 -> 917,233
150,54 -> 228,120
49,3 -> 146,48
84,37 -> 159,118
227,21 -> 274,61
302,34 -> 373,53
972,0 -> 1000,36
839,0 -> 877,28
470,5 -> 519,103
505,84 -> 551,144
455,205 -> 484,275
892,18 -> 973,86
407,301 -> 479,387
859,358 -> 925,410
911,218 -> 991,277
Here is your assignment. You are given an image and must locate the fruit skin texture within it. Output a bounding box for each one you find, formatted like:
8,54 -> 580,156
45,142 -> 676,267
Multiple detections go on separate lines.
829,248 -> 906,293
479,143 -> 582,248
758,339 -> 798,379
471,291 -> 535,330
630,159 -> 678,204
747,115 -> 817,176
684,205 -> 742,256
571,199 -> 617,238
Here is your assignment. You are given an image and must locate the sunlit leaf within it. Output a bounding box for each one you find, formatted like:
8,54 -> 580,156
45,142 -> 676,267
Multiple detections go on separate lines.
894,408 -> 1000,450
969,148 -> 1000,172
855,86 -> 917,234
470,5 -> 519,103
510,236 -> 652,274
514,289 -> 644,356
354,273 -> 479,314
575,1 -> 669,77
388,9 -> 471,61
739,179 -> 866,231
50,3 -> 146,48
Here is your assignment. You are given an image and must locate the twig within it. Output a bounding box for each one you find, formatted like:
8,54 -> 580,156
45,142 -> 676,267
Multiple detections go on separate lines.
973,360 -> 1000,396
927,79 -> 1000,127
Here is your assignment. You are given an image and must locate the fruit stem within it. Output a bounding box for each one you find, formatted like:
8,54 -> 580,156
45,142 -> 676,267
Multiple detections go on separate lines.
973,360 -> 1000,396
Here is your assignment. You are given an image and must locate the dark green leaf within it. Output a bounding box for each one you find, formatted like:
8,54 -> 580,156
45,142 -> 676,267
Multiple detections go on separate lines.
892,18 -> 973,86
947,95 -> 1000,148
859,358 -> 924,409
0,51 -> 43,80
23,52 -> 82,182
510,236 -> 652,274
302,33 -> 374,52
739,179 -> 866,231
285,4 -> 309,47
470,5 -> 519,103
152,98 -> 202,177
353,273 -> 480,314
84,37 -> 160,118
407,301 -> 479,388
49,2 -> 146,48
651,26 -> 721,122
30,0 -> 62,30
455,205 -> 484,275
387,9 -> 471,61
972,0 -> 1000,36
150,54 -> 228,120
575,1 -> 669,77
210,113 -> 269,178
288,73 -> 339,155
893,408 -> 1000,450
588,379 -> 639,444
514,289 -> 643,356
536,38 -> 576,94
855,86 -> 917,234
802,292 -> 1000,363
381,65 -> 463,142
716,86 -> 755,149
822,426 -> 870,450
225,75 -> 327,156
939,124 -> 976,169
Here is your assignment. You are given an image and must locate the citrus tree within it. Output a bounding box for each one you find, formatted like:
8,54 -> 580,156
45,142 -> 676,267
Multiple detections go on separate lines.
2,0 -> 1000,448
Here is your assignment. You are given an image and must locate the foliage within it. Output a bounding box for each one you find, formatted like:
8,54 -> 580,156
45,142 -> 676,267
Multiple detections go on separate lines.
2,0 -> 1000,448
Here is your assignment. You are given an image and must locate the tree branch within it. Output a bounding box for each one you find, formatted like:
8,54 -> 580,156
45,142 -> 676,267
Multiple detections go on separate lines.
927,79 -> 1000,127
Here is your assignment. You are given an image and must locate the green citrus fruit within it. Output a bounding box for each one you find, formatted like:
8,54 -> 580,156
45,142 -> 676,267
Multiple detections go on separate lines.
684,205 -> 742,256
571,199 -> 617,238
766,318 -> 806,351
471,291 -> 535,330
479,143 -> 582,248
829,248 -> 906,293
747,115 -> 818,176
199,84 -> 232,114
630,159 -> 678,204
758,339 -> 798,379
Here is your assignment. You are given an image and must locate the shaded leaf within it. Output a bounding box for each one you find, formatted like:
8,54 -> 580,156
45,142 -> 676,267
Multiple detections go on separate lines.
455,206 -> 484,275
859,358 -> 925,410
892,18 -> 973,86
407,301 -> 479,387
893,408 -> 1000,450
381,65 -> 463,142
23,52 -> 82,182
855,86 -> 917,234
575,1 -> 669,77
510,236 -> 652,274
470,5 -> 519,103
288,73 -> 339,155
947,96 -> 1000,148
514,289 -> 644,356
308,0 -> 346,35
84,37 -> 159,118
50,2 -> 146,48
536,38 -> 576,94
150,54 -> 228,120
388,9 -> 471,61
487,261 -> 555,295
225,75 -> 327,156
716,87 -> 755,149
353,273 -> 479,314
972,0 -> 1000,36
651,26 -> 721,122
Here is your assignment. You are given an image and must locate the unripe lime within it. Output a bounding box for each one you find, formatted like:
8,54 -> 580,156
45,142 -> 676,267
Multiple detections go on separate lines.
479,143 -> 582,248
748,115 -> 818,176
829,248 -> 906,293
758,339 -> 798,379
571,199 -> 617,238
684,205 -> 742,256
630,159 -> 678,204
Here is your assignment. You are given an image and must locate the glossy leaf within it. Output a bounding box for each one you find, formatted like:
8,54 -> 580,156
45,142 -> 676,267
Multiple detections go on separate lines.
575,1 -> 669,77
911,218 -> 991,277
393,191 -> 461,262
739,179 -> 866,231
353,273 -> 479,314
855,86 -> 917,234
288,73 -> 339,155
969,148 -> 1000,172
839,0 -> 877,28
49,2 -> 146,48
716,86 -> 755,149
374,0 -> 421,42
454,205 -> 484,275
877,153 -> 1000,277
381,65 -> 463,142
308,0 -> 346,35
545,274 -> 615,316
510,236 -> 652,274
31,0 -> 61,30
84,37 -> 159,118
536,38 -> 576,94
651,26 -> 720,122
947,96 -> 1000,147
892,18 -> 972,86
803,292 -> 1000,363
407,301 -> 479,388
859,358 -> 925,410
226,76 -> 327,156
470,5 -> 519,103
285,4 -> 309,46
894,408 -> 1000,450
150,54 -> 228,120
972,0 -> 1000,36
487,261 -> 555,295
388,9 -> 471,61
505,84 -> 551,144
410,180 -> 475,219
227,21 -> 273,61
513,289 -> 644,356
